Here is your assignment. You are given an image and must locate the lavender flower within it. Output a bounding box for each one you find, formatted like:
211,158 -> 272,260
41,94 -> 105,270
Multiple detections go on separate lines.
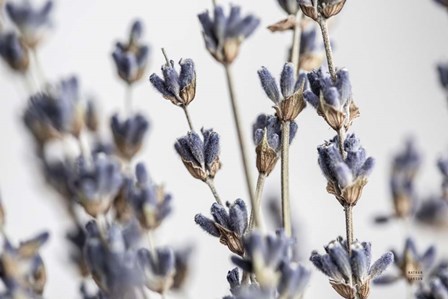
298,25 -> 325,71
252,114 -> 298,175
110,113 -> 149,160
149,58 -> 196,106
298,0 -> 347,21
174,128 -> 221,181
415,262 -> 448,299
258,63 -> 307,121
231,231 -> 293,288
0,232 -> 49,295
374,238 -> 436,285
305,68 -> 359,131
23,76 -> 83,145
195,199 -> 248,255
416,196 -> 448,228
277,262 -> 311,299
84,221 -> 144,297
5,0 -> 53,48
127,163 -> 172,230
310,237 -> 393,299
85,99 -> 99,132
112,20 -> 149,84
438,154 -> 448,198
0,31 -> 30,72
277,0 -> 300,15
198,5 -> 260,64
317,134 -> 375,206
137,247 -> 176,294
172,246 -> 194,290
66,224 -> 88,276
438,63 -> 448,92
71,154 -> 123,217
433,0 -> 448,9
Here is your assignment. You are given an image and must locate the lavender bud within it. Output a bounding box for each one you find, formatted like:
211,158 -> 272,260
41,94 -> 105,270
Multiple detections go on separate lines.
110,113 -> 149,160
0,32 -> 30,72
257,67 -> 280,104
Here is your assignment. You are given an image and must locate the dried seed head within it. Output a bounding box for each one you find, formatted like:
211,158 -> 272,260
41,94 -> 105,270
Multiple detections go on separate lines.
255,129 -> 279,176
298,0 -> 347,21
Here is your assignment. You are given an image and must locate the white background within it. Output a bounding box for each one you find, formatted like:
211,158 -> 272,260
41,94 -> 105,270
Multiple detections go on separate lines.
1,0 -> 448,298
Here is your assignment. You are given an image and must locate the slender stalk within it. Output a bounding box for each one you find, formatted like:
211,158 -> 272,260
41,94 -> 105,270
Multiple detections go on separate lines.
182,105 -> 194,131
212,0 -> 217,7
31,48 -> 46,85
223,64 -> 255,205
290,11 -> 303,73
337,127 -> 346,159
205,178 -> 223,205
318,17 -> 336,81
344,204 -> 353,255
147,231 -> 158,264
125,83 -> 133,116
281,121 -> 292,237
249,173 -> 266,232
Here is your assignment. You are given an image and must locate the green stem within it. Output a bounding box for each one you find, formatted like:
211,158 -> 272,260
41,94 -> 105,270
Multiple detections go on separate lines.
281,121 -> 292,237
223,64 -> 255,206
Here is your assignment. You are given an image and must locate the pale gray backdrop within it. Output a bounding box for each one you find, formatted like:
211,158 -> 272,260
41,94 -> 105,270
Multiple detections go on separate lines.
1,0 -> 448,298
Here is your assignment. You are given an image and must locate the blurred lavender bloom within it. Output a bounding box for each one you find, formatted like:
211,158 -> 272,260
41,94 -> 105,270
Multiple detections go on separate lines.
84,221 -> 144,297
5,0 -> 53,48
298,0 -> 346,21
112,20 -> 149,84
433,0 -> 448,9
298,24 -> 325,71
438,154 -> 448,198
438,63 -> 448,92
66,224 -> 88,276
71,154 -> 123,217
110,113 -> 149,160
174,128 -> 221,181
85,99 -> 99,132
258,63 -> 306,121
127,163 -> 172,230
195,199 -> 248,255
277,0 -> 299,14
252,114 -> 297,175
225,268 -> 275,299
150,58 -> 196,106
416,266 -> 448,299
172,246 -> 194,290
318,134 -> 374,206
23,76 -> 83,145
375,238 -> 436,286
305,68 -> 359,130
80,284 -> 110,299
277,262 -> 311,299
0,31 -> 30,72
416,196 -> 448,228
310,237 -> 393,299
0,232 -> 49,295
231,230 -> 293,288
138,247 -> 176,294
198,5 -> 260,64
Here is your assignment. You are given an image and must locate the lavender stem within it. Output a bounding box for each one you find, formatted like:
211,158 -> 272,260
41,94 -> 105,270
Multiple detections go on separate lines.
223,64 -> 255,206
290,11 -> 303,74
281,121 -> 292,237
205,178 -> 223,205
182,105 -> 195,132
125,83 -> 133,116
249,172 -> 266,232
318,17 -> 336,81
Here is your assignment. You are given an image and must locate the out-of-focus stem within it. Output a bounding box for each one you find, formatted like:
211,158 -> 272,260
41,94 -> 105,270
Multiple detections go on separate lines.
223,64 -> 255,206
290,11 -> 302,74
125,83 -> 133,116
182,105 -> 194,132
249,172 -> 266,232
281,121 -> 292,237
205,178 -> 222,205
31,48 -> 46,85
317,17 -> 336,81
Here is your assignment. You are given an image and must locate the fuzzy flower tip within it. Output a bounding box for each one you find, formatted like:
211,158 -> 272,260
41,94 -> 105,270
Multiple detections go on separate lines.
374,237 -> 436,286
252,114 -> 297,175
310,237 -> 393,299
318,134 -> 374,206
6,0 -> 53,48
299,25 -> 326,71
174,128 -> 221,181
0,31 -> 30,72
198,5 -> 260,64
112,20 -> 150,84
150,58 -> 196,107
298,0 -> 347,21
23,76 -> 84,145
195,199 -> 248,255
126,163 -> 172,230
305,68 -> 359,130
71,154 -> 123,217
137,247 -> 176,294
258,63 -> 307,121
110,113 -> 149,160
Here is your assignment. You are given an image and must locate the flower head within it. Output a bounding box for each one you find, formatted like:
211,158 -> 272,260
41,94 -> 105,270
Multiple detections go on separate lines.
258,63 -> 307,121
5,0 -> 53,48
137,247 -> 176,294
71,154 -> 123,217
198,5 -> 260,64
374,238 -> 436,286
252,114 -> 297,175
305,68 -> 359,130
174,128 -> 221,181
277,0 -> 300,15
127,163 -> 172,230
437,63 -> 448,92
112,20 -> 150,84
231,231 -> 293,288
438,154 -> 448,199
310,237 -> 393,299
23,76 -> 84,145
298,0 -> 346,21
415,262 -> 448,299
298,25 -> 325,71
277,262 -> 311,299
416,196 -> 448,229
318,134 -> 374,206
110,113 -> 149,160
0,31 -> 30,72
150,58 -> 196,106
172,246 -> 194,290
195,199 -> 248,255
